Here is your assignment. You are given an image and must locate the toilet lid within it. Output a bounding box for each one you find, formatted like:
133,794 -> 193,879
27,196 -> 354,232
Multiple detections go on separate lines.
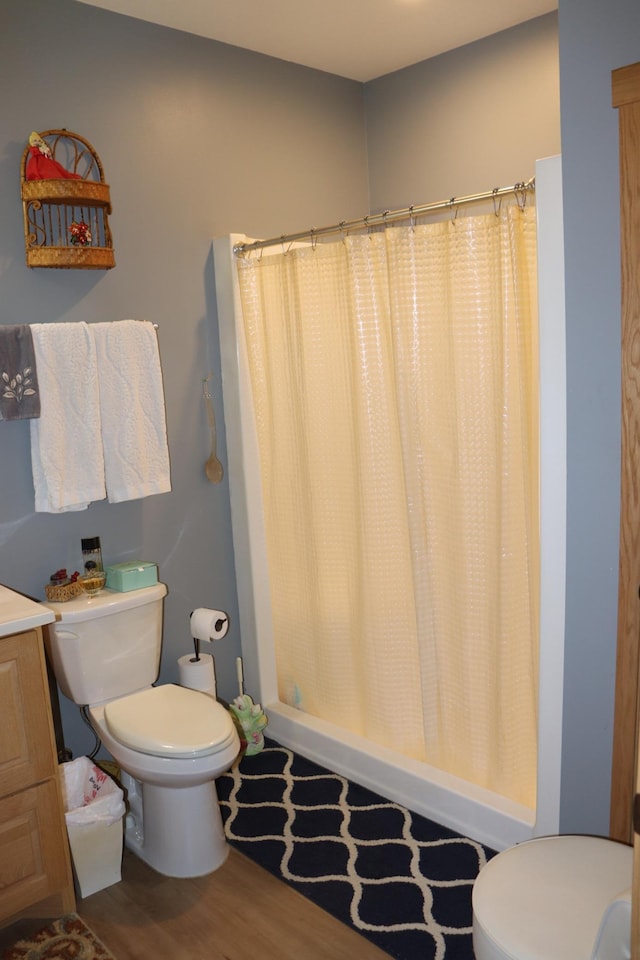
472,836 -> 633,960
104,684 -> 236,758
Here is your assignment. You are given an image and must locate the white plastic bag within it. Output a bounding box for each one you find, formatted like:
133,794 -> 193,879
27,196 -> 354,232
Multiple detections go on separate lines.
62,756 -> 125,827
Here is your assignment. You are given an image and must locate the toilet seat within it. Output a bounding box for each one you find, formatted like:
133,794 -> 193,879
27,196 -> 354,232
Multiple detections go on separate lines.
104,683 -> 237,759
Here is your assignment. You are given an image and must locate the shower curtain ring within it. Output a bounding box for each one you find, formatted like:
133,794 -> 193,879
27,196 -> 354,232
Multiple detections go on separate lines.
409,204 -> 415,231
310,228 -> 317,251
515,182 -> 527,212
492,188 -> 501,218
449,197 -> 458,223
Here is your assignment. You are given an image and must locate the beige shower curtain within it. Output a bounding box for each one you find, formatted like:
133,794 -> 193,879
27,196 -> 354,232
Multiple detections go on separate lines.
236,204 -> 539,808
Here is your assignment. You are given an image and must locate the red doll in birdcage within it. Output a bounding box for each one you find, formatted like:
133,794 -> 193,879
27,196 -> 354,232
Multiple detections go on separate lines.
25,131 -> 82,181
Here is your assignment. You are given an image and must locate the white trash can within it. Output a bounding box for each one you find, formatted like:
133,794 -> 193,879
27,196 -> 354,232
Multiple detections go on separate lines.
61,757 -> 126,898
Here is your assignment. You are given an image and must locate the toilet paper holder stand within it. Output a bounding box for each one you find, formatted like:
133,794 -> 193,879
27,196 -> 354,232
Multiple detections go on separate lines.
189,608 -> 229,661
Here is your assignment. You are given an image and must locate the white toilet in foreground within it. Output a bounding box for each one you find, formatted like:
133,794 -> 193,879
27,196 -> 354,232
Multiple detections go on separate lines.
44,583 -> 240,879
473,834 -> 633,960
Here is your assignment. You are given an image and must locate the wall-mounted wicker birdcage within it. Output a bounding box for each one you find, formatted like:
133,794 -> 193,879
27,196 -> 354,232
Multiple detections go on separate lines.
20,129 -> 115,269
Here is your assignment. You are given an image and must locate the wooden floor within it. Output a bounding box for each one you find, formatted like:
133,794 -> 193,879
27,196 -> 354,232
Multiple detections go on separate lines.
76,847 -> 391,960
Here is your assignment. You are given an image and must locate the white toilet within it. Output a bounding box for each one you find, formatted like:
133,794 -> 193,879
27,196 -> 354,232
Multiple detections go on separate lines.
44,582 -> 240,879
472,834 -> 633,960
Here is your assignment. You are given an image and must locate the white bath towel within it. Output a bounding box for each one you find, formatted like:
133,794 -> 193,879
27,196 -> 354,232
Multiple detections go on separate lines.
91,319 -> 171,502
29,322 -> 106,512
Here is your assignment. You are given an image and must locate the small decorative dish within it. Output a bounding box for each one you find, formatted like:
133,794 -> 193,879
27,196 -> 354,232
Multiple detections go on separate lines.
45,580 -> 84,602
45,568 -> 83,601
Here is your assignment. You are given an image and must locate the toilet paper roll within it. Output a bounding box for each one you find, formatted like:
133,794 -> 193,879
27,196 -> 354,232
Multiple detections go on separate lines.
178,653 -> 216,698
190,608 -> 229,642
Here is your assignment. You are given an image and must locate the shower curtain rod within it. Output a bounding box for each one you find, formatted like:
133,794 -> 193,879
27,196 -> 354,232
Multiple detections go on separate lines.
233,177 -> 535,256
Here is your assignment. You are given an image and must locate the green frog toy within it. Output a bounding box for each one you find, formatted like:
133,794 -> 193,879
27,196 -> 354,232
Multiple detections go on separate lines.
229,694 -> 268,756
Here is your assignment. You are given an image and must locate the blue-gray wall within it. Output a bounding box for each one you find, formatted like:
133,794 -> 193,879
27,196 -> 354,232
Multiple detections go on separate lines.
556,0 -> 640,834
365,14 -> 560,208
0,0 -> 368,757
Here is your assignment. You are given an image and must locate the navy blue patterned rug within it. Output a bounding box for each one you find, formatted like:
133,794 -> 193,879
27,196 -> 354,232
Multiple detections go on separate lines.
218,738 -> 495,960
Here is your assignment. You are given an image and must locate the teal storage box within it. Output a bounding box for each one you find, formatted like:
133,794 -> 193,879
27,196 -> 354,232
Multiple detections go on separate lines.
106,561 -> 158,592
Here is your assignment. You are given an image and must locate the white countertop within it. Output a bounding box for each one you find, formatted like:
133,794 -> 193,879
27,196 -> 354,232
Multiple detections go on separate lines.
0,584 -> 55,637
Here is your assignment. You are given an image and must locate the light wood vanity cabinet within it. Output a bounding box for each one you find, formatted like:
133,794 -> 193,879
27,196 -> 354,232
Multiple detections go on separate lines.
0,627 -> 75,923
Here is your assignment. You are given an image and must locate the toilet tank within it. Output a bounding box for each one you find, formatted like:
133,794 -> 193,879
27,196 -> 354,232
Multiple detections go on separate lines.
43,582 -> 167,706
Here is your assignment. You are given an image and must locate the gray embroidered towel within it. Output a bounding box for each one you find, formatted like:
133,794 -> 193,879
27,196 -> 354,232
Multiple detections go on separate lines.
0,324 -> 40,420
